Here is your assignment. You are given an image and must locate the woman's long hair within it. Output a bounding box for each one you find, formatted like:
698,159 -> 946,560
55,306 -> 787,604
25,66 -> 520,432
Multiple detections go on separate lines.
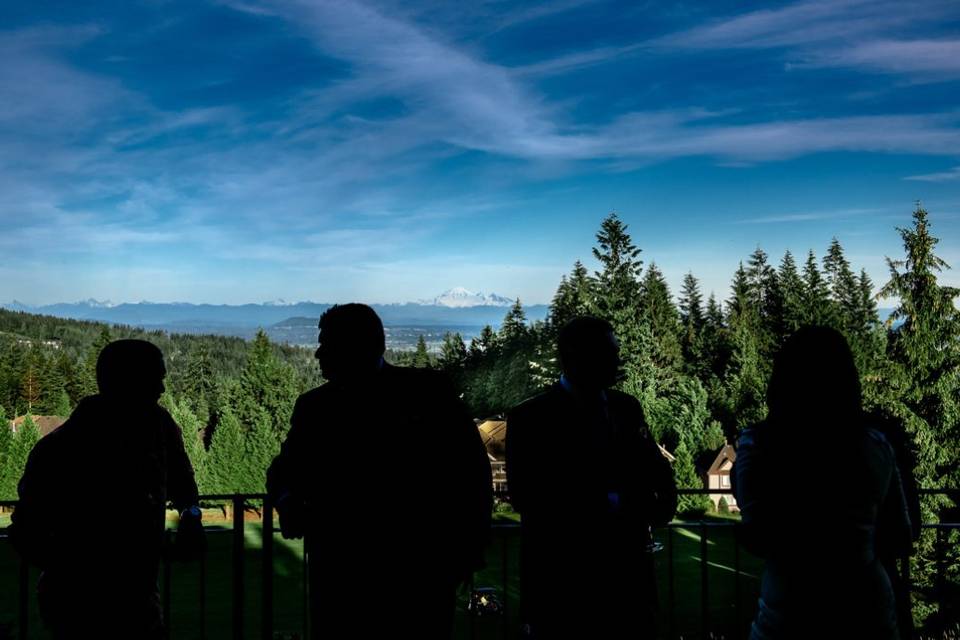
763,326 -> 864,448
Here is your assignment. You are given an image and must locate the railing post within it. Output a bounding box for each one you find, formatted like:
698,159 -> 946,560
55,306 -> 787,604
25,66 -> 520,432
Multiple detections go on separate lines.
667,525 -> 675,640
18,556 -> 29,640
233,495 -> 245,640
935,526 -> 945,618
200,536 -> 208,640
163,531 -> 173,640
303,538 -> 310,640
700,521 -> 709,640
733,523 -> 741,638
262,495 -> 274,640
501,528 -> 509,640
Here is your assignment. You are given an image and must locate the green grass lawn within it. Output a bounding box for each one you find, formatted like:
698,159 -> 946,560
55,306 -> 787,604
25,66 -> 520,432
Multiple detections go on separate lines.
0,512 -> 764,639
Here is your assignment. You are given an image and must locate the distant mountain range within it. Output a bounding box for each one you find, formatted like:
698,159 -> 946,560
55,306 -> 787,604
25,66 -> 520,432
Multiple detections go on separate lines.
419,287 -> 514,308
0,289 -> 548,341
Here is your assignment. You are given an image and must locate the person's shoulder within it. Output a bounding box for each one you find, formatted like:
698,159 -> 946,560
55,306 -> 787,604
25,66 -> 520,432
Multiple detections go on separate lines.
606,388 -> 643,411
508,385 -> 564,421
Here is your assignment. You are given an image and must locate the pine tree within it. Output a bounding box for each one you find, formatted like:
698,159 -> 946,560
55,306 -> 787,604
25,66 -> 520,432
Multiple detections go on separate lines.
205,408 -> 245,494
235,330 -> 298,441
469,325 -> 497,360
745,247 -> 781,354
777,251 -> 806,338
591,213 -> 647,392
679,272 -> 705,371
8,415 -> 40,496
81,328 -> 112,398
0,405 -> 13,500
673,439 -> 711,515
183,343 -> 216,418
499,299 -> 529,346
412,335 -> 432,368
878,204 -> 960,630
823,238 -> 860,334
802,250 -> 832,326
439,332 -> 467,371
549,261 -> 594,329
639,263 -> 682,371
169,398 -> 208,493
879,204 -> 960,498
240,405 -> 279,493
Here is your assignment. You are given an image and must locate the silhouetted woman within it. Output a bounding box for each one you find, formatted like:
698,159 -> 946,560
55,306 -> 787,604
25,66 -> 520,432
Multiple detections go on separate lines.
733,326 -> 913,639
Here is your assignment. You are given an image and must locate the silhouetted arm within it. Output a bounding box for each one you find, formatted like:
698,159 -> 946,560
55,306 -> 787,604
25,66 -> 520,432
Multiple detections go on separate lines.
9,439 -> 56,569
733,427 -> 770,558
164,413 -> 200,512
267,393 -> 311,538
639,426 -> 677,528
505,406 -> 529,514
440,379 -> 492,580
876,444 -> 914,560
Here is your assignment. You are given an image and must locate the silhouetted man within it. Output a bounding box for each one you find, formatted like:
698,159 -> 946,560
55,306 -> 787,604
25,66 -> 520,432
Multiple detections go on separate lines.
9,339 -> 204,640
267,303 -> 492,639
506,316 -> 677,639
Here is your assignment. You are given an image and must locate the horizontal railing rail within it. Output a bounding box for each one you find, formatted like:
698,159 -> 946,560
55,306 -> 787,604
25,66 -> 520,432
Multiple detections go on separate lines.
2,489 -> 957,640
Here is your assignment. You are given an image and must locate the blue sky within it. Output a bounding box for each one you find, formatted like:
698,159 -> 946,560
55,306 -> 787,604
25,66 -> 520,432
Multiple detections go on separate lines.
2,0 -> 958,305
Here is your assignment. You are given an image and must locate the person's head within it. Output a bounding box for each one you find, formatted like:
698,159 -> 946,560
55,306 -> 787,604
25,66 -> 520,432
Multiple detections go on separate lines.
557,316 -> 621,390
766,325 -> 862,434
315,303 -> 386,382
96,339 -> 166,403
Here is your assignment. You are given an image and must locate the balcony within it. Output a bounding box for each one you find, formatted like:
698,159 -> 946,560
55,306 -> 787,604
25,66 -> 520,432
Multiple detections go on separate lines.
1,490 -> 957,639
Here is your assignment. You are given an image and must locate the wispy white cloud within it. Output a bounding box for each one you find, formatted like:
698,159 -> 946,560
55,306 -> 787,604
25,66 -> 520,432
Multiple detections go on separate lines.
653,0 -> 960,80
905,166 -> 960,182
736,208 -> 882,224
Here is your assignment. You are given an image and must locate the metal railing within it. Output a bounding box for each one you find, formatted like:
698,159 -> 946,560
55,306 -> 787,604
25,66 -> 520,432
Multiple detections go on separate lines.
2,490 -> 958,640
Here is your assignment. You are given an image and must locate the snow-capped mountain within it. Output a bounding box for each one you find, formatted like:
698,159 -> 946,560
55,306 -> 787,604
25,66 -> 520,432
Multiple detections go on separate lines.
423,287 -> 514,308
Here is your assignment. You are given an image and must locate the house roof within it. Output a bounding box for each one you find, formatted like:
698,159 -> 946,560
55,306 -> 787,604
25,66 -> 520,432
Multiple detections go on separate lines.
477,419 -> 507,447
10,415 -> 66,438
707,444 -> 737,475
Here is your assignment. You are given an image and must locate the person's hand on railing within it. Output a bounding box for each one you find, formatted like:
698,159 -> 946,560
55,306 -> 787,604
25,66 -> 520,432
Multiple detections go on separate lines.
276,493 -> 306,540
173,505 -> 206,561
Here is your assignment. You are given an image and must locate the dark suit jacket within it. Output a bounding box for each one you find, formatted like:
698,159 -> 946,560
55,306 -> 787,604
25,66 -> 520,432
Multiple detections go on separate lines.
10,395 -> 198,601
506,384 -> 676,634
267,364 -> 491,633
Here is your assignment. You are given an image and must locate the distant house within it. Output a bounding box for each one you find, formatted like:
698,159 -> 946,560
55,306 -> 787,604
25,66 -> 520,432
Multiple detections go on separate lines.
10,415 -> 66,438
477,418 -> 508,495
703,444 -> 738,512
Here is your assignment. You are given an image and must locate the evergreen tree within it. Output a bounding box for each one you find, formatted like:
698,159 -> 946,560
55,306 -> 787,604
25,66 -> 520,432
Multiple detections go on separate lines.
205,408 -> 245,494
673,439 -> 711,515
234,330 -> 298,441
802,250 -> 832,326
777,250 -> 806,337
169,398 -> 208,493
678,272 -> 705,371
240,405 -> 279,493
0,405 -> 13,500
823,238 -> 860,334
469,325 -> 497,360
639,263 -> 682,371
80,328 -> 112,398
499,299 -> 529,346
878,204 -> 960,630
412,335 -> 432,368
591,213 -> 648,393
745,247 -> 781,354
549,261 -> 594,329
439,332 -> 467,371
7,415 -> 40,496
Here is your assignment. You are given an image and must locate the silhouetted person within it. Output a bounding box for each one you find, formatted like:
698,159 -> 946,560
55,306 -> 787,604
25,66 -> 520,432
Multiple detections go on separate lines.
506,316 -> 677,639
733,326 -> 913,639
9,339 -> 204,640
868,408 -> 922,640
267,303 -> 492,639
